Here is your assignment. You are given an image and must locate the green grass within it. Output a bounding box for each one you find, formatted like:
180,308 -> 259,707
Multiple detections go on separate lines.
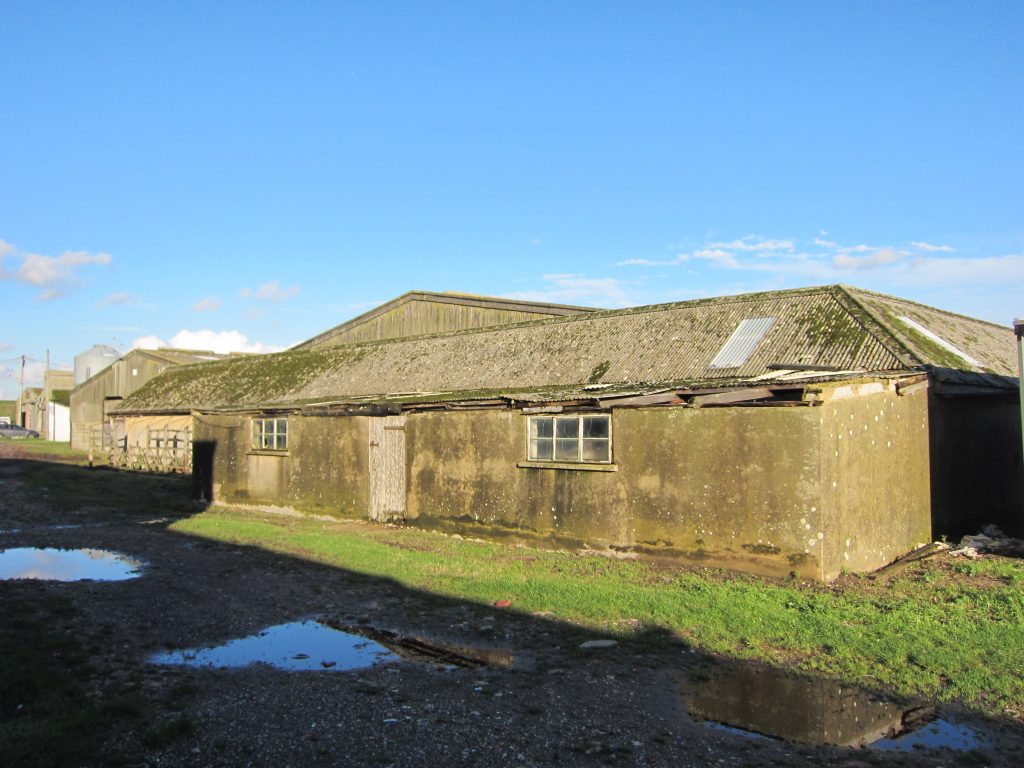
7,456 -> 196,520
2,440 -> 91,463
173,506 -> 1024,719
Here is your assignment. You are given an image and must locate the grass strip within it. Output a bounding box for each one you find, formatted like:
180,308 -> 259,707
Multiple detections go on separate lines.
172,506 -> 1024,719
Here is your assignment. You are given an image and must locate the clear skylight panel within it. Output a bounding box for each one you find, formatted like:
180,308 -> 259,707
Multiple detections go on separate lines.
708,317 -> 776,369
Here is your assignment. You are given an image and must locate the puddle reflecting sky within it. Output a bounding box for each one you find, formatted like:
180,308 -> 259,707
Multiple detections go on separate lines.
872,718 -> 984,752
687,662 -> 986,752
150,620 -> 400,671
0,547 -> 144,581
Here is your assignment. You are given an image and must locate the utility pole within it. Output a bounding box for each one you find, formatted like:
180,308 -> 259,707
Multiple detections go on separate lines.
44,349 -> 50,440
1016,319 -> 1023,470
17,355 -> 25,427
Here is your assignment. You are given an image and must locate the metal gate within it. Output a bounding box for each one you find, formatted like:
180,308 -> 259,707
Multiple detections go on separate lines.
369,415 -> 407,521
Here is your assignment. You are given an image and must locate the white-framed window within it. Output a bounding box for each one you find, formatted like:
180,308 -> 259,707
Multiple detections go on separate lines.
252,417 -> 288,451
528,414 -> 611,463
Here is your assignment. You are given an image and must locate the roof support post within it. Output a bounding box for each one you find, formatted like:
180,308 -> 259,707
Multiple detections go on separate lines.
1015,319 -> 1024,478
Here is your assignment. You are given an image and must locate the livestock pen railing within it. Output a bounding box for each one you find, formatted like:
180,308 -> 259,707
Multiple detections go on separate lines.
88,425 -> 192,473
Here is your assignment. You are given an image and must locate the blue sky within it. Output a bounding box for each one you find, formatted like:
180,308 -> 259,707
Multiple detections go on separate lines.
2,1 -> 1022,398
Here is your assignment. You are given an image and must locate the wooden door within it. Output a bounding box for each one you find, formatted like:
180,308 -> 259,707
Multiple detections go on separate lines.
369,415 -> 407,521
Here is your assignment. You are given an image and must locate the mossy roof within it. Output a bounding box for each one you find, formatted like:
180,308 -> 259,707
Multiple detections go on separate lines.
113,285 -> 1019,414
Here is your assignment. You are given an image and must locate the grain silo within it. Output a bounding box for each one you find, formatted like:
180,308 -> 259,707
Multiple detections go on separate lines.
74,345 -> 120,385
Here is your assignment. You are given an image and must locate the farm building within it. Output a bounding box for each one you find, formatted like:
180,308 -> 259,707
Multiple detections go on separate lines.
70,348 -> 239,467
20,368 -> 74,440
112,285 -> 1023,581
294,290 -> 600,349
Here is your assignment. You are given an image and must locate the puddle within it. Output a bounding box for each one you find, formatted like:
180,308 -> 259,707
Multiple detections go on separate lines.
872,718 -> 985,752
0,547 -> 145,581
151,619 -> 516,673
150,620 -> 401,671
686,662 -> 987,751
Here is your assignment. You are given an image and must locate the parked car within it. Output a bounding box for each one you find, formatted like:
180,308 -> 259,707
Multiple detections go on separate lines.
0,423 -> 40,439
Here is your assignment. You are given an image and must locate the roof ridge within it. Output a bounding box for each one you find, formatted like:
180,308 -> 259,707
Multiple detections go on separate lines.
293,284 -> 850,353
830,285 -> 924,368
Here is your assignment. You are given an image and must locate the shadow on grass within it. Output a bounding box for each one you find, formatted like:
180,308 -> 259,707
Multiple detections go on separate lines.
0,457 -> 1018,766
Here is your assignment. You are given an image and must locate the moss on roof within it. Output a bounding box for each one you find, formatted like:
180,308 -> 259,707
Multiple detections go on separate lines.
113,284 -> 1019,415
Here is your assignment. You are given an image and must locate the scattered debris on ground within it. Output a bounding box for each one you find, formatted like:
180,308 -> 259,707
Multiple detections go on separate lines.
951,525 -> 1024,559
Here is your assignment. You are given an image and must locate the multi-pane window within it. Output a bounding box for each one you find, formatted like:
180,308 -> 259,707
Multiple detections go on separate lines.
528,414 -> 610,463
252,417 -> 288,451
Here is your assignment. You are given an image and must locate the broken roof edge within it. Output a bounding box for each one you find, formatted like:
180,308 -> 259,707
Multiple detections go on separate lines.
171,368 -> 931,416
292,289 -> 605,350
924,366 -> 1020,392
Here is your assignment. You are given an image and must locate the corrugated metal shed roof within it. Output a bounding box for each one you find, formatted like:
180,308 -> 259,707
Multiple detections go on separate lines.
113,285 -> 1019,414
294,290 -> 601,350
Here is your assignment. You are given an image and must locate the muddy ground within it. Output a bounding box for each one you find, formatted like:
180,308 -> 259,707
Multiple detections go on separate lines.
1,444 -> 1021,767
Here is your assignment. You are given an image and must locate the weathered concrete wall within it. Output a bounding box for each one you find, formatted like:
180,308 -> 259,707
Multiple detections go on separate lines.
929,394 -> 1024,538
406,410 -> 629,545
406,407 -> 826,578
818,381 -> 932,580
195,388 -> 938,581
194,413 -> 370,518
619,407 -> 823,577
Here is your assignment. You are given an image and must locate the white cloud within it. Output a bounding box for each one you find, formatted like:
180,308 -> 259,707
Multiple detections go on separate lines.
239,281 -> 301,302
15,250 -> 111,285
613,234 -> 1024,323
616,248 -> 741,268
615,257 -> 679,267
503,274 -> 633,307
897,253 -> 1024,285
0,342 -> 12,352
131,335 -> 165,351
97,291 -> 137,307
832,247 -> 909,270
617,235 -> 984,282
911,241 -> 955,253
708,237 -> 795,253
191,296 -> 222,313
693,248 -> 740,268
0,239 -> 112,299
132,330 -> 284,355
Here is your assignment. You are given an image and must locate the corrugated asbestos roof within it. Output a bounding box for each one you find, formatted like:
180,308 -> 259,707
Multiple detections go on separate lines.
113,285 -> 1019,414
